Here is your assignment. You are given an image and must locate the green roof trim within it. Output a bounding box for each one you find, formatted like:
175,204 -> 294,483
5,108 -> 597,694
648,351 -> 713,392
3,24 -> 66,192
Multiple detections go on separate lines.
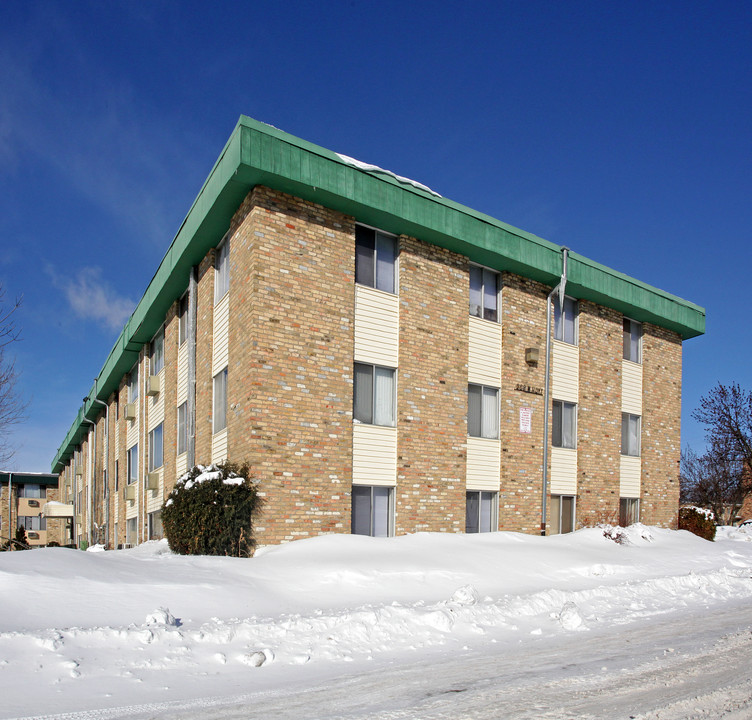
0,472 -> 59,486
51,115 -> 705,472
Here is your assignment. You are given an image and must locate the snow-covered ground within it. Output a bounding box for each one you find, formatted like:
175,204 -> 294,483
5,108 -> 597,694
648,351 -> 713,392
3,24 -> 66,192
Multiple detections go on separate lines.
2,524 -> 752,719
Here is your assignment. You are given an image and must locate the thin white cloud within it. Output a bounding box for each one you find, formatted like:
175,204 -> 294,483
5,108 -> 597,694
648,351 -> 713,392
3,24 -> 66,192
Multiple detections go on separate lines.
51,267 -> 135,331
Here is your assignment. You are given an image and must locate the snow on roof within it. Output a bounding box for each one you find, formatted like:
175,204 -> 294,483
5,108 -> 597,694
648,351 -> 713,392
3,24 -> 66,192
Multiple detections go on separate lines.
336,152 -> 442,197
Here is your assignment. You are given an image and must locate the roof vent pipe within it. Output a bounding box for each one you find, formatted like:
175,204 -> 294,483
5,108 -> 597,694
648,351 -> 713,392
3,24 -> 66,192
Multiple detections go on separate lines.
541,246 -> 569,536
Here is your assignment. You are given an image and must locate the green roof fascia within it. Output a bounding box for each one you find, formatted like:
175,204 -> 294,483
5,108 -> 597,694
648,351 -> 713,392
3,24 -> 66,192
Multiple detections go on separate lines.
0,472 -> 58,485
52,115 -> 705,472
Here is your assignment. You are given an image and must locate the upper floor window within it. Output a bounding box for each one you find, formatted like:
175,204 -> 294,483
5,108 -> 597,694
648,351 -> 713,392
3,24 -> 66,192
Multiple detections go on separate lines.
623,318 -> 642,363
354,362 -> 396,427
621,413 -> 641,456
355,226 -> 397,294
214,238 -> 230,303
148,423 -> 164,472
18,484 -> 44,499
552,400 -> 577,448
150,328 -> 164,374
177,402 -> 188,455
127,444 -> 138,485
468,384 -> 500,439
213,368 -> 228,433
469,266 -> 499,322
127,365 -> 139,403
553,295 -> 578,345
178,294 -> 189,345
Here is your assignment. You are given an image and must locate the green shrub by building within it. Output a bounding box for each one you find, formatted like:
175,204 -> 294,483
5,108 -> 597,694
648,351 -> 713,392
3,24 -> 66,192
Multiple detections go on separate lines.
161,461 -> 261,556
678,506 -> 716,541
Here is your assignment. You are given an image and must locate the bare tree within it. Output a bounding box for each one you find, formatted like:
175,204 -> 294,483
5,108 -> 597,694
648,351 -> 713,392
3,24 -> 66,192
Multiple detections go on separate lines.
0,286 -> 25,465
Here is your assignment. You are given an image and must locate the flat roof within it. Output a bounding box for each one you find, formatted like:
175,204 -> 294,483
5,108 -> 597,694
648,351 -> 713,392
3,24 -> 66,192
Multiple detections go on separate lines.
0,471 -> 58,486
52,116 -> 705,472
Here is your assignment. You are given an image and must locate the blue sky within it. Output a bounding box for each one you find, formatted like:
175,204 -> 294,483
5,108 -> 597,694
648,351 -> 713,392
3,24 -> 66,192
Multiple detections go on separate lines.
0,0 -> 749,472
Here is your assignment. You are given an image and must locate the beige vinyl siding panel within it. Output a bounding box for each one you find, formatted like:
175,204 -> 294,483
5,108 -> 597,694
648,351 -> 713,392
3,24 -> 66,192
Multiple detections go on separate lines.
177,343 -> 189,405
621,360 -> 643,415
352,423 -> 397,486
552,341 -> 579,403
211,427 -> 228,464
146,467 -> 163,514
176,453 -> 188,479
354,285 -> 399,366
620,455 -> 641,497
466,436 -> 501,490
126,401 -> 139,449
212,293 -> 230,376
550,447 -> 578,494
147,368 -> 165,432
468,316 -> 502,386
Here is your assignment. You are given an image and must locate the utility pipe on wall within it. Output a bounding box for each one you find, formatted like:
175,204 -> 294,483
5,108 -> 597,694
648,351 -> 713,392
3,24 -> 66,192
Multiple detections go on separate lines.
541,247 -> 569,536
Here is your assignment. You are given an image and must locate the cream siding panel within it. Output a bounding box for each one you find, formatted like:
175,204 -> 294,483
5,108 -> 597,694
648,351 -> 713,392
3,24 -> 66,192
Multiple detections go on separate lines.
147,368 -> 165,432
552,341 -> 579,403
466,436 -> 501,490
354,285 -> 399,366
468,316 -> 502,386
212,428 -> 228,464
126,401 -> 139,449
550,447 -> 578,494
176,453 -> 188,479
622,361 -> 643,415
177,344 -> 188,405
352,423 -> 397,486
620,455 -> 642,497
147,468 -> 163,514
212,293 -> 230,376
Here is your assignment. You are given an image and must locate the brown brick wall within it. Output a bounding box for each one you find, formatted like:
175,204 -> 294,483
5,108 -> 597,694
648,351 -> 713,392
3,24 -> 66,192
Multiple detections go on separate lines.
396,236 -> 468,534
227,186 -> 355,545
641,323 -> 682,527
195,253 -> 216,464
576,301 -> 622,526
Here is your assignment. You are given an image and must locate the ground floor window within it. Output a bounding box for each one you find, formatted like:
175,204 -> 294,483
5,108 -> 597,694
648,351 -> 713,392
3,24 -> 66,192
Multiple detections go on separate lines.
126,517 -> 137,547
620,497 -> 640,526
351,485 -> 393,537
466,491 -> 498,533
148,510 -> 163,540
550,494 -> 576,534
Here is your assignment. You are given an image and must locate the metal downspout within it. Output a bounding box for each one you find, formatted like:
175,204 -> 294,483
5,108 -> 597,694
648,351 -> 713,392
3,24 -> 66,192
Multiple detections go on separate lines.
7,472 -> 12,546
541,247 -> 569,536
82,414 -> 95,547
92,394 -> 109,546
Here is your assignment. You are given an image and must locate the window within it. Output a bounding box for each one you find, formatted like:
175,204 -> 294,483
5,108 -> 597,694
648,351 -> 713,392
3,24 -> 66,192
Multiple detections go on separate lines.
114,459 -> 119,492
150,328 -> 164,374
18,515 -> 46,531
177,402 -> 187,455
466,491 -> 498,533
620,497 -> 640,526
179,294 -> 189,345
127,365 -> 139,403
148,423 -> 164,472
469,266 -> 500,322
623,318 -> 642,363
126,517 -> 137,547
214,238 -> 230,303
351,485 -> 393,537
468,384 -> 500,439
213,368 -> 228,433
353,363 -> 396,427
550,494 -> 576,534
553,295 -> 578,345
18,484 -> 44,499
355,226 -> 397,294
552,400 -> 577,449
127,445 -> 138,485
621,413 -> 641,456
148,510 -> 163,540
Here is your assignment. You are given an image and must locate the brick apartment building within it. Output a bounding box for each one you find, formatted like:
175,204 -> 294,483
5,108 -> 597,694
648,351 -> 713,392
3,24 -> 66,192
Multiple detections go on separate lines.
1,471 -> 68,547
52,117 -> 705,549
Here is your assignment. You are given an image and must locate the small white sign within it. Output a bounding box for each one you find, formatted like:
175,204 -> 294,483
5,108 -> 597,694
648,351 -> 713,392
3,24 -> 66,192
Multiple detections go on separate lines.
519,407 -> 532,434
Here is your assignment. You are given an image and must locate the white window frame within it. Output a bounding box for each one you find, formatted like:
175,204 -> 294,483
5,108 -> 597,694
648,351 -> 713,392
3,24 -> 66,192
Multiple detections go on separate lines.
550,494 -> 576,534
177,402 -> 187,455
213,367 -> 228,433
355,225 -> 398,294
552,400 -> 577,449
621,413 -> 641,457
351,485 -> 394,537
214,235 -> 230,304
150,327 -> 164,375
623,318 -> 642,363
465,490 -> 498,533
148,423 -> 164,472
353,362 -> 396,427
468,384 -> 500,439
148,510 -> 163,540
127,364 -> 139,403
127,445 -> 138,485
553,295 -> 578,345
620,497 -> 640,526
469,265 -> 500,322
